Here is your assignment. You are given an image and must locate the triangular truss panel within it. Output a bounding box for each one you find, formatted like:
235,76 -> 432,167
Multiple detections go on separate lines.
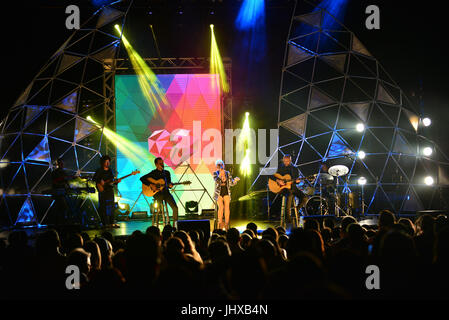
0,2 -> 132,226
250,4 -> 449,214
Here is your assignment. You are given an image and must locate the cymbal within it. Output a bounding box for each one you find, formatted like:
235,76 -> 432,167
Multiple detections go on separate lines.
317,173 -> 334,184
328,165 -> 349,177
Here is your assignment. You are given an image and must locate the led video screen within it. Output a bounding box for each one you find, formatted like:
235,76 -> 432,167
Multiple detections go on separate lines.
115,74 -> 222,216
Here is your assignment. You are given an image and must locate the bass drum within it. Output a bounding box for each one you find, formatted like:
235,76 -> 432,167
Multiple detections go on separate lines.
298,186 -> 315,196
304,196 -> 328,216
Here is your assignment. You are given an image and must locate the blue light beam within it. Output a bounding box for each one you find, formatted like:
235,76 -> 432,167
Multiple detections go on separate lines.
235,0 -> 265,30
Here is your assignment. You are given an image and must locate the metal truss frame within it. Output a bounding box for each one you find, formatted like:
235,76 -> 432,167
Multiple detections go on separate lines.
0,1 -> 133,227
0,1 -> 233,227
251,1 -> 449,215
107,56 -> 233,157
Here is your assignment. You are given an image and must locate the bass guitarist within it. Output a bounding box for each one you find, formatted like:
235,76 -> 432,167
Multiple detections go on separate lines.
140,157 -> 179,228
273,154 -> 305,225
93,155 -> 122,228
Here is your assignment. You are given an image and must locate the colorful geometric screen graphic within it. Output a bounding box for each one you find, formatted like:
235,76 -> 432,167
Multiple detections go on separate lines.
115,74 -> 222,216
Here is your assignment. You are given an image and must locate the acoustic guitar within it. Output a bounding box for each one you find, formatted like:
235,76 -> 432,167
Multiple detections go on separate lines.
268,173 -> 314,194
142,179 -> 192,197
96,170 -> 140,193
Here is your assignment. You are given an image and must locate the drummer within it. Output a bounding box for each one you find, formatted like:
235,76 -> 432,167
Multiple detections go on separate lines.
318,160 -> 340,214
318,161 -> 336,191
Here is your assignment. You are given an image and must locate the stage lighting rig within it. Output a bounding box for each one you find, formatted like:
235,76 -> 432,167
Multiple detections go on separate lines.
356,123 -> 365,132
423,147 -> 433,157
422,117 -> 431,127
424,176 -> 434,186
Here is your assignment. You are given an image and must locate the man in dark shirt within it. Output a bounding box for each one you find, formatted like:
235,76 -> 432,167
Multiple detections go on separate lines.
51,159 -> 70,189
93,155 -> 120,228
50,159 -> 71,225
140,157 -> 179,228
274,155 -> 305,226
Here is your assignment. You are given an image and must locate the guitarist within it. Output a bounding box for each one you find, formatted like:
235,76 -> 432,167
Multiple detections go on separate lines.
93,155 -> 121,228
140,157 -> 179,228
274,154 -> 305,225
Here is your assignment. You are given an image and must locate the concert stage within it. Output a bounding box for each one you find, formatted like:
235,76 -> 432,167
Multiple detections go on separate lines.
0,214 -> 383,243
0,0 -> 448,233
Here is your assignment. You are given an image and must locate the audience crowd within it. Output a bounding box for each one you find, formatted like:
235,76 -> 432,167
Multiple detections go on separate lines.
1,210 -> 448,300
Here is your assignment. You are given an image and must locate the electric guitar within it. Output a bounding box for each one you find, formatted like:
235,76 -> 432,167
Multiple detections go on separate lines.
142,179 -> 192,197
268,173 -> 314,194
96,170 -> 140,193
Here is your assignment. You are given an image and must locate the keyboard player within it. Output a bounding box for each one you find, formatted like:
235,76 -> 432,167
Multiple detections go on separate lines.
51,159 -> 76,225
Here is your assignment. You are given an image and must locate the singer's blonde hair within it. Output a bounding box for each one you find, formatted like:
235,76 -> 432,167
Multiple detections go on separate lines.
215,159 -> 224,167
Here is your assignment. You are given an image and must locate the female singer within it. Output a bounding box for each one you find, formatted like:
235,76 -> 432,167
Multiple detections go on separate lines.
213,159 -> 240,230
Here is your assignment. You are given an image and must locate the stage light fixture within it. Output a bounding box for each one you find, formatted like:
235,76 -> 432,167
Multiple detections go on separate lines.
356,123 -> 365,132
423,147 -> 433,156
424,176 -> 434,186
186,201 -> 199,214
358,150 -> 366,159
0,159 -> 9,168
422,117 -> 431,127
358,177 -> 367,185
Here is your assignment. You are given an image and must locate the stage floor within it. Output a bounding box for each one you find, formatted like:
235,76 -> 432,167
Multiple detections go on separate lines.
0,215 -> 380,242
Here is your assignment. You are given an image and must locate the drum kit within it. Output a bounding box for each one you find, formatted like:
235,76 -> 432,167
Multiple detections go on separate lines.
239,163 -> 360,217
298,164 -> 355,216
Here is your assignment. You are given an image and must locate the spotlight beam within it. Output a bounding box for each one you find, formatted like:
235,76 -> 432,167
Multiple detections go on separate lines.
210,25 -> 229,93
87,116 -> 148,168
114,25 -> 167,113
239,112 -> 252,176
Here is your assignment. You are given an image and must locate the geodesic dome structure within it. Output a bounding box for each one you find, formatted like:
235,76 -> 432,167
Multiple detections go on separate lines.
254,5 -> 449,214
0,2 -> 132,227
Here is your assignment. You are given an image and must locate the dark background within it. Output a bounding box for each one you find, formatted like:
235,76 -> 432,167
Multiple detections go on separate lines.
1,0 -> 448,157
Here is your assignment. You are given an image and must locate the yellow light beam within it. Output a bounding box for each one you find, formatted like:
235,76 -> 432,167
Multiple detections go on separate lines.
210,24 -> 229,93
87,116 -> 149,168
114,25 -> 167,113
239,112 -> 252,176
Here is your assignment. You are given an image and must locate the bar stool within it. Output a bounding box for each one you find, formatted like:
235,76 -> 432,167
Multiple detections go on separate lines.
280,195 -> 299,229
152,199 -> 171,228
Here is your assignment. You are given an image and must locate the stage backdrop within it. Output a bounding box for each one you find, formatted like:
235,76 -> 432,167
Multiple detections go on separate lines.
114,74 -> 222,216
